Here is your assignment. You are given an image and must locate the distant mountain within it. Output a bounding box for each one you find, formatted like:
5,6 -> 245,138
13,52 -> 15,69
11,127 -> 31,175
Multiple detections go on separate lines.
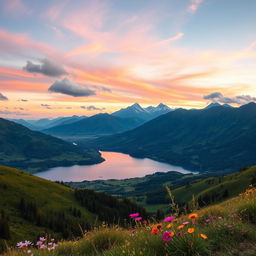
112,103 -> 172,121
91,102 -> 256,173
205,102 -> 232,109
8,118 -> 38,130
43,113 -> 144,137
17,115 -> 87,130
0,118 -> 103,172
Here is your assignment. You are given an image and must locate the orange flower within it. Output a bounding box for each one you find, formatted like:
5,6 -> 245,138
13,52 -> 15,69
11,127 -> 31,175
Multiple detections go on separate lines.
178,225 -> 184,229
166,223 -> 173,229
189,213 -> 198,219
200,233 -> 208,239
188,228 -> 195,233
170,231 -> 175,237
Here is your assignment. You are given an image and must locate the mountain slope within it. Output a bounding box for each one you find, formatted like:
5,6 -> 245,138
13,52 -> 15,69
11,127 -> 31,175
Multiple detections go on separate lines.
43,113 -> 144,136
92,103 -> 256,173
0,166 -> 146,247
0,118 -> 103,172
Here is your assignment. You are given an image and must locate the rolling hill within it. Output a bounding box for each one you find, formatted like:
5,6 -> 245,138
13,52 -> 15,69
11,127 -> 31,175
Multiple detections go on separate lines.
91,102 -> 256,173
0,118 -> 103,173
43,113 -> 144,137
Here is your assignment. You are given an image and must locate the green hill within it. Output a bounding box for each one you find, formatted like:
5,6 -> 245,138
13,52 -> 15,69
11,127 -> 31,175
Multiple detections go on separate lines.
0,118 -> 103,173
90,103 -> 256,173
0,166 -> 146,250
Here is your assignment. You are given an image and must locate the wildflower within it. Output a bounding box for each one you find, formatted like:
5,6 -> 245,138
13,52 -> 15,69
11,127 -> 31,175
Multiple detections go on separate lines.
163,216 -> 175,222
205,219 -> 211,223
17,242 -> 25,249
200,233 -> 208,239
183,221 -> 189,225
188,241 -> 193,247
135,217 -> 142,221
151,228 -> 159,234
131,229 -> 137,233
166,223 -> 173,229
188,228 -> 195,233
162,231 -> 172,242
129,213 -> 140,218
189,213 -> 198,219
39,237 -> 46,242
178,225 -> 184,229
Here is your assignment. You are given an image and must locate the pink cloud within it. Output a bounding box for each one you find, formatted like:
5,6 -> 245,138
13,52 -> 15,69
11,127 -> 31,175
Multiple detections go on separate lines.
3,0 -> 31,15
188,0 -> 204,13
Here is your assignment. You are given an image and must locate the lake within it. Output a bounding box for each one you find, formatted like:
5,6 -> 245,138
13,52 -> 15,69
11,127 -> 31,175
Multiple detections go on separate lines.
35,151 -> 194,182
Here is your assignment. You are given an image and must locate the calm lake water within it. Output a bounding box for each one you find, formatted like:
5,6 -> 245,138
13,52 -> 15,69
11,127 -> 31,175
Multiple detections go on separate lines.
35,151 -> 193,182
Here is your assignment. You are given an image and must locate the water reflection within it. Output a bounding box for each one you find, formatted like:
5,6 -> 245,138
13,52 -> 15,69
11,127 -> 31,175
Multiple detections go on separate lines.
35,151 -> 193,182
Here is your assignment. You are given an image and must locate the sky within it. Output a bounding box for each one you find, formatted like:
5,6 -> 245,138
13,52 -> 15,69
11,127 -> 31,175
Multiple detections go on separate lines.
1,0 -> 256,118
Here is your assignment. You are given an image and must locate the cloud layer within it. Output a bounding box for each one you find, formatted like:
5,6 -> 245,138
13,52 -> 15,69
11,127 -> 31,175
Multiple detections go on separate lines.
23,58 -> 67,77
0,93 -> 8,101
48,78 -> 96,97
204,92 -> 256,105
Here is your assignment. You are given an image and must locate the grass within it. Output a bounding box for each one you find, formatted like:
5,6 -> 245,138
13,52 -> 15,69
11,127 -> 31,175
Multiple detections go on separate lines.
0,166 -> 96,244
2,186 -> 256,256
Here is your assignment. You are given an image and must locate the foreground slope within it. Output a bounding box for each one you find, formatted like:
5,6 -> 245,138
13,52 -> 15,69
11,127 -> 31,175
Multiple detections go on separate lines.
3,186 -> 256,256
0,166 -> 146,249
0,118 -> 103,172
92,103 -> 256,173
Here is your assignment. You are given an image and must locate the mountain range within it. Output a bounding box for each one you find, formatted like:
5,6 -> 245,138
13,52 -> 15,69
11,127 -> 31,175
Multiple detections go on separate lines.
0,118 -> 103,173
112,103 -> 172,120
88,102 -> 256,173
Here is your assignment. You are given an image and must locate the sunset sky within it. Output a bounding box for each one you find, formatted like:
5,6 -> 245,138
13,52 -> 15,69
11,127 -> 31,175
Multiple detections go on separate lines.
1,0 -> 256,118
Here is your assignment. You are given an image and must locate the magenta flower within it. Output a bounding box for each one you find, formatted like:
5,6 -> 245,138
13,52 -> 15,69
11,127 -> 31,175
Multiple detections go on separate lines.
129,212 -> 140,218
163,216 -> 175,222
135,217 -> 142,221
162,231 -> 172,242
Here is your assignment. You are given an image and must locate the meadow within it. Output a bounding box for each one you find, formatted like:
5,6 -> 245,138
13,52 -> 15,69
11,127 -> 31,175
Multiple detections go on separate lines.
3,186 -> 256,256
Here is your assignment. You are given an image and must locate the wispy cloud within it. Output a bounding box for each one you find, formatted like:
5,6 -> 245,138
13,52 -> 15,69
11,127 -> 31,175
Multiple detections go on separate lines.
0,92 -> 8,101
188,0 -> 204,13
80,105 -> 105,111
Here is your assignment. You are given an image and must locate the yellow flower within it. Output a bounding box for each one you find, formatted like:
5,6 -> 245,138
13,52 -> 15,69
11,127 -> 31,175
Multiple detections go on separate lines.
166,223 -> 173,229
178,225 -> 184,229
188,228 -> 195,233
189,213 -> 198,219
200,233 -> 208,239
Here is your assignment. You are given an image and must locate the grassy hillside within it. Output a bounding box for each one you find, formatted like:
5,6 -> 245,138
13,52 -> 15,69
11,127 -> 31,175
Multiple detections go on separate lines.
0,118 -> 103,173
90,103 -> 256,173
67,166 -> 256,214
0,166 -> 146,251
3,186 -> 256,256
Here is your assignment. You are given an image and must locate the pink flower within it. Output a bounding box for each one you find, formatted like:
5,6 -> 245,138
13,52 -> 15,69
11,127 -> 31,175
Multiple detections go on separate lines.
205,219 -> 211,223
129,213 -> 140,218
162,231 -> 172,242
135,217 -> 142,221
183,221 -> 189,225
163,216 -> 175,222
